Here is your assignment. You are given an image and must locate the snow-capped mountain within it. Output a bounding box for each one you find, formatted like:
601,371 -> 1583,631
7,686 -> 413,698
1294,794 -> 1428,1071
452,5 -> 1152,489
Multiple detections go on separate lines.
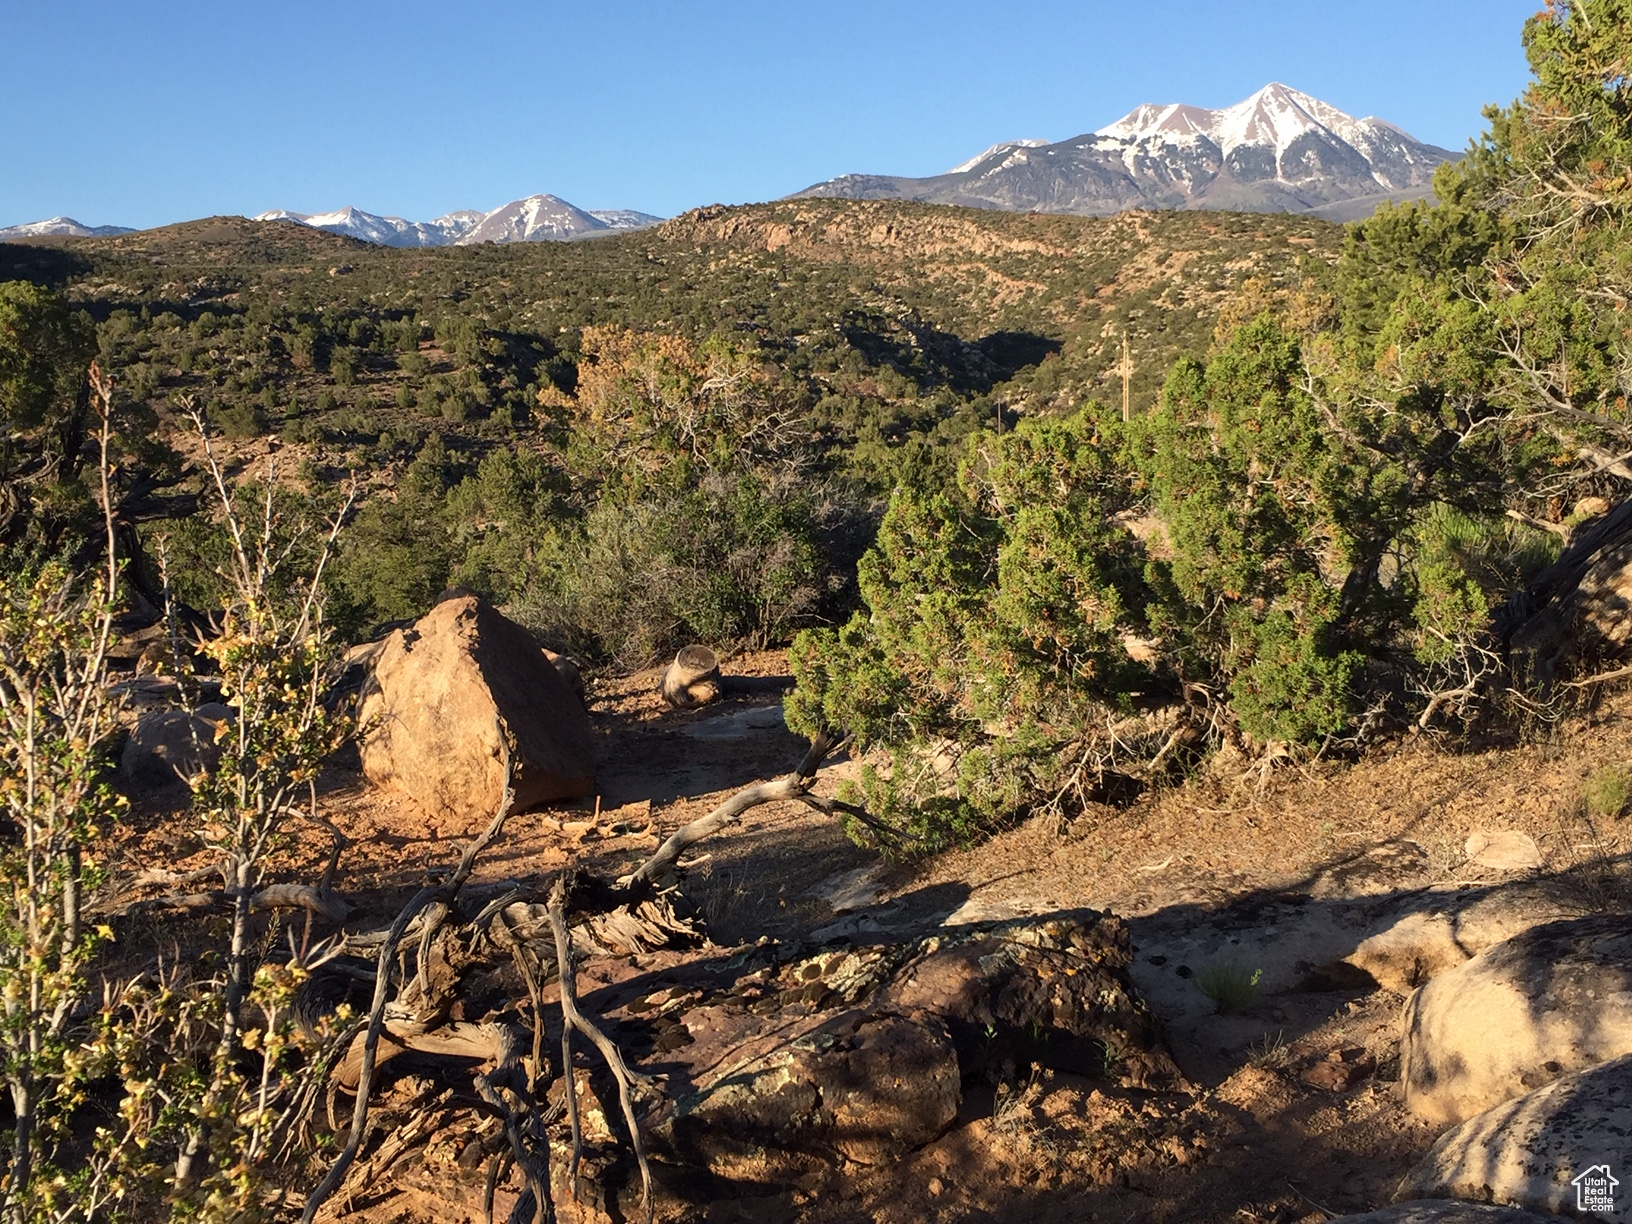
0,216 -> 135,240
251,206 -> 483,247
455,195 -> 608,244
795,84 -> 1454,217
948,139 -> 1048,175
252,196 -> 663,247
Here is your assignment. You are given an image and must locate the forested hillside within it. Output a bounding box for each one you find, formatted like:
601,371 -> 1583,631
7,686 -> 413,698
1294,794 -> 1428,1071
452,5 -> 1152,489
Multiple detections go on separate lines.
1,201 -> 1334,660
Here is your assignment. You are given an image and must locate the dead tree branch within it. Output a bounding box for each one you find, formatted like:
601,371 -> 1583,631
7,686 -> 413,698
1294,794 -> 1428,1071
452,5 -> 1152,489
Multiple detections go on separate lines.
625,729 -> 838,889
548,874 -> 654,1224
301,774 -> 514,1224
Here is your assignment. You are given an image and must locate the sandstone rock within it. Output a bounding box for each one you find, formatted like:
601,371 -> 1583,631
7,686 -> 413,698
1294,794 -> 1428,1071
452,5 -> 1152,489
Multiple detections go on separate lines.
1401,915 -> 1632,1124
1449,882 -> 1588,953
1330,1204 -> 1561,1223
1397,1053 -> 1632,1221
359,594 -> 595,821
1340,882 -> 1589,995
1301,1047 -> 1376,1092
119,707 -> 221,792
1464,830 -> 1542,873
809,864 -> 892,914
681,703 -> 788,741
1311,839 -> 1432,899
1349,912 -> 1468,995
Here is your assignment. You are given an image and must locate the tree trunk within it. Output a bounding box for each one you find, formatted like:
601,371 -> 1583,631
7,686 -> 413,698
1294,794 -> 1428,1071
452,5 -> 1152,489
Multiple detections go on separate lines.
1495,498 -> 1632,688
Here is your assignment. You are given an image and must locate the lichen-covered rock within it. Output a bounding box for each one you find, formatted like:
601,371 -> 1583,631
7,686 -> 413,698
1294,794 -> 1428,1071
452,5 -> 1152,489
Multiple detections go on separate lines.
1397,1053 -> 1632,1221
1401,915 -> 1632,1124
660,1010 -> 959,1179
876,913 -> 1184,1090
359,594 -> 595,821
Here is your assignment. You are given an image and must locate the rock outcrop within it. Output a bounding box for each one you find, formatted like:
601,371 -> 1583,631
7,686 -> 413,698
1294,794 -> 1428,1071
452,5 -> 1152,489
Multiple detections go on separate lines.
1344,879 -> 1588,995
571,909 -> 1183,1191
1397,1053 -> 1632,1221
359,594 -> 595,820
1400,915 -> 1632,1124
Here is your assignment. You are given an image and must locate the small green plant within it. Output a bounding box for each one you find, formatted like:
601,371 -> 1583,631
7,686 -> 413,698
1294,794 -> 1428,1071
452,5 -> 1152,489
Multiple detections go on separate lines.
1196,959 -> 1263,1014
1582,764 -> 1632,820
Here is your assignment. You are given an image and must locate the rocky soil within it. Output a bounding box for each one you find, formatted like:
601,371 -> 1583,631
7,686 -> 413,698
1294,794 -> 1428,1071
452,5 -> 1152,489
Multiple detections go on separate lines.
108,648 -> 1632,1224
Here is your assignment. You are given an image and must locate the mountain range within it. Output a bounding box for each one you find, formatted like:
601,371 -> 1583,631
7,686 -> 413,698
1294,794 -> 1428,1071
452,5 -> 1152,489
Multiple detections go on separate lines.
251,195 -> 664,247
0,216 -> 138,240
1,86 -> 1457,243
794,84 -> 1455,219
0,195 -> 664,247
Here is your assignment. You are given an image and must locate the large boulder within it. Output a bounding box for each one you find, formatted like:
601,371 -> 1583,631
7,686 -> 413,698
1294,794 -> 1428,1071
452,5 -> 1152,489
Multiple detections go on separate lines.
359,595 -> 595,820
876,912 -> 1184,1090
1345,881 -> 1589,995
1397,1053 -> 1632,1221
1400,915 -> 1632,1124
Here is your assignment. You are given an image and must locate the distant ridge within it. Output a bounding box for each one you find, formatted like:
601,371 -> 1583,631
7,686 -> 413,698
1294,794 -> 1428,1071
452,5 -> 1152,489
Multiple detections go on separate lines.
252,195 -> 665,247
795,84 -> 1453,218
0,216 -> 136,240
1,198 -> 665,248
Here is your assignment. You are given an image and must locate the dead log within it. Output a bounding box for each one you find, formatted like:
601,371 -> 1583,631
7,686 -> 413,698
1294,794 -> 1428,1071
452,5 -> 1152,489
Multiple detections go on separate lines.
660,645 -> 720,708
305,731 -> 854,1223
1496,496 -> 1632,688
548,874 -> 654,1224
300,776 -> 515,1224
621,731 -> 837,895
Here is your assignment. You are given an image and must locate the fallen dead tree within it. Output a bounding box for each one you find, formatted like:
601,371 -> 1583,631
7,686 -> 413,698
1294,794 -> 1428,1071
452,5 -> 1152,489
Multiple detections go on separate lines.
266,726 -> 1181,1223
294,731 -> 849,1224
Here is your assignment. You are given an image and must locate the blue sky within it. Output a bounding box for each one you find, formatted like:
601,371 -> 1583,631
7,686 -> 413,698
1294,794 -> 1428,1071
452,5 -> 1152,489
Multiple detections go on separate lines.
2,0 -> 1541,229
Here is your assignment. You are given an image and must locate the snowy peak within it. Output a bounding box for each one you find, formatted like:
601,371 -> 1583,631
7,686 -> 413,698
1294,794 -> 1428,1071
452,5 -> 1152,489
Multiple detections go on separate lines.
1098,84 -> 1393,158
949,139 -> 1049,175
254,206 -> 478,247
1096,103 -> 1218,143
251,196 -> 662,247
456,194 -> 606,244
796,83 -> 1453,218
0,216 -> 136,240
588,208 -> 665,231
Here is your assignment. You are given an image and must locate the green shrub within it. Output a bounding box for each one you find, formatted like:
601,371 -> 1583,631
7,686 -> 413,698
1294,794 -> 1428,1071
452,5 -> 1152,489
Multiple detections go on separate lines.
1582,765 -> 1632,820
1196,961 -> 1263,1014
788,407 -> 1158,844
207,400 -> 267,439
510,472 -> 827,667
